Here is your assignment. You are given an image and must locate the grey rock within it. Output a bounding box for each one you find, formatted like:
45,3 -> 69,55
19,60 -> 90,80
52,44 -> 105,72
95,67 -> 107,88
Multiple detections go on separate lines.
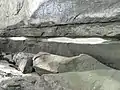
33,52 -> 69,75
33,52 -> 110,75
0,0 -> 26,29
58,54 -> 111,72
0,73 -> 40,90
2,22 -> 120,37
0,60 -> 22,79
3,54 -> 14,64
1,70 -> 120,90
30,0 -> 120,25
13,52 -> 35,74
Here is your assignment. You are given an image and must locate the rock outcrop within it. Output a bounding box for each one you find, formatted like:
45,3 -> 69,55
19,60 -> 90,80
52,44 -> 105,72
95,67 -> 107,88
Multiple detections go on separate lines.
1,0 -> 120,37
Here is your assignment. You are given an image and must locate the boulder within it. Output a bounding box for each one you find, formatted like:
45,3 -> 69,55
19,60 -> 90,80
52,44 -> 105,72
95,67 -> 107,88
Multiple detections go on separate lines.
33,52 -> 110,75
33,52 -> 69,75
13,52 -> 35,74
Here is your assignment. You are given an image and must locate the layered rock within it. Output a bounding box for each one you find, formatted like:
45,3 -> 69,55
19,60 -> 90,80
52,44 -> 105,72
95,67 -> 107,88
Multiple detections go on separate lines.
2,22 -> 120,37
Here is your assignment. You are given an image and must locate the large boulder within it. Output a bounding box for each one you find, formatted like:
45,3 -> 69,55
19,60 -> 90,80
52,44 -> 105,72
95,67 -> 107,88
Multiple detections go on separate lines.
13,52 -> 35,74
33,52 -> 110,75
33,52 -> 69,75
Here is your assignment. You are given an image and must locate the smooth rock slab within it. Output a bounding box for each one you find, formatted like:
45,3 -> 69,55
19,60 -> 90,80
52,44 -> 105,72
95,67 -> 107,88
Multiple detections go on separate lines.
13,52 -> 35,74
33,52 -> 110,75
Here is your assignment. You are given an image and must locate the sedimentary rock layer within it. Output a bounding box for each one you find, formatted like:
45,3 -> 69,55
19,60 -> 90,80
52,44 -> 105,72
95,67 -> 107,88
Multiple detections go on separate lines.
1,22 -> 120,37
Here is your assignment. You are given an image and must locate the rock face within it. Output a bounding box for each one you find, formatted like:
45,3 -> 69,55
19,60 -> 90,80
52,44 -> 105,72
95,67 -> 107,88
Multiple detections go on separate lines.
0,0 -> 26,28
13,52 -> 35,74
30,0 -> 120,25
1,0 -> 120,37
33,52 -> 110,75
2,22 -> 120,37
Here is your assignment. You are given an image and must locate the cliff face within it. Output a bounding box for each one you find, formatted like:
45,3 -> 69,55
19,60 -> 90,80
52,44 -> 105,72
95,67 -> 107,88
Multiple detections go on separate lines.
0,0 -> 120,90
